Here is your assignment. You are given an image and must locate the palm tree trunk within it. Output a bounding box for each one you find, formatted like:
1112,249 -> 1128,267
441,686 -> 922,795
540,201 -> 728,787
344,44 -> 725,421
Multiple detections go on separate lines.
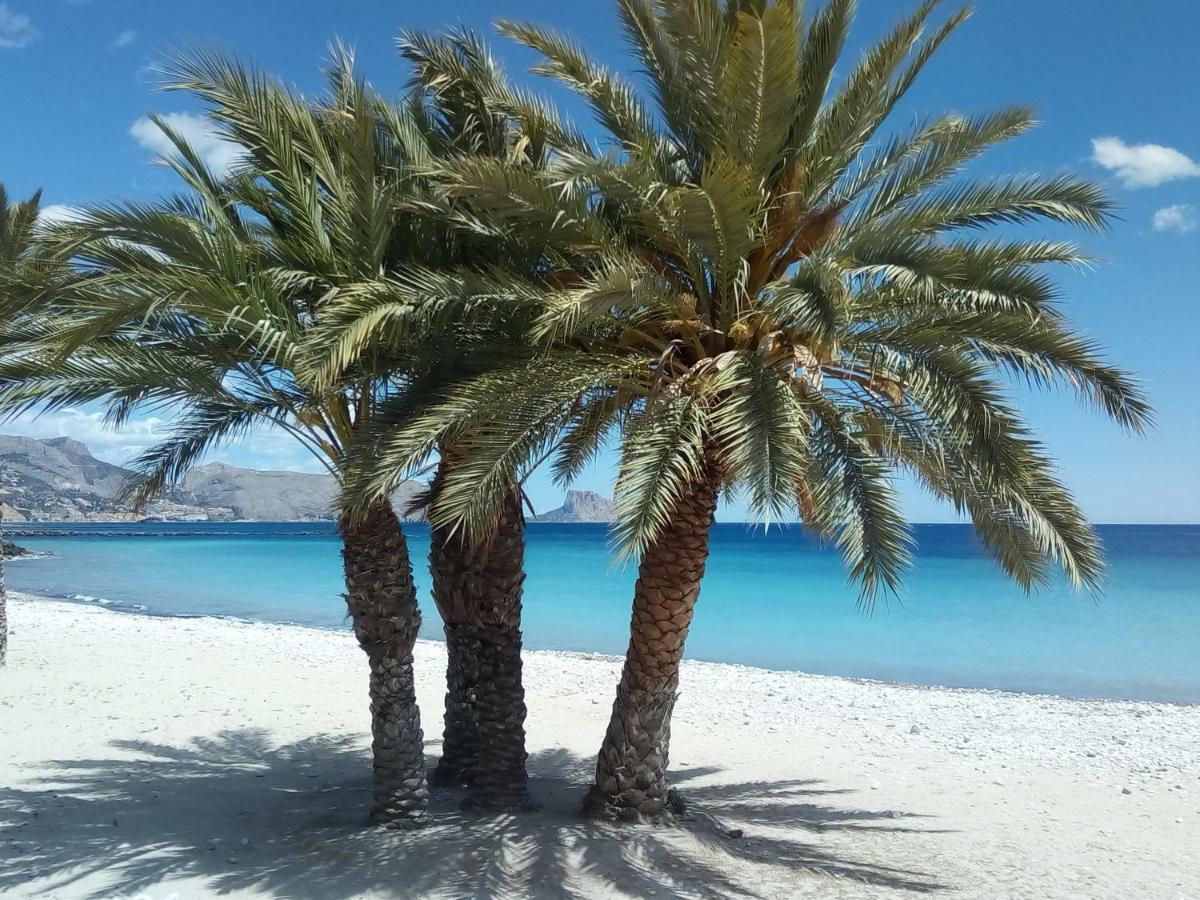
428,460 -> 532,810
1,509 -> 7,668
340,499 -> 429,828
431,620 -> 482,786
584,471 -> 720,822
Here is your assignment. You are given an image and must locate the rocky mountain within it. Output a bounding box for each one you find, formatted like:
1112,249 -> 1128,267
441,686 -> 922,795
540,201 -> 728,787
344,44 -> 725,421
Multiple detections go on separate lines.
0,434 -> 425,523
534,490 -> 616,523
163,462 -> 344,522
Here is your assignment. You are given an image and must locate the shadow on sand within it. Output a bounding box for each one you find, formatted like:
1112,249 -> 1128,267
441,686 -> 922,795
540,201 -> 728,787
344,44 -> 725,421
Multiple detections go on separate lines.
0,729 -> 949,898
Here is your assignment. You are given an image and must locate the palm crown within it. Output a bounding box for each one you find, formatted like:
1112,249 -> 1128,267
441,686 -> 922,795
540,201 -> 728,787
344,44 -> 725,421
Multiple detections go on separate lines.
0,37 -> 582,820
0,182 -> 51,670
356,0 -> 1150,599
0,49 -> 462,499
0,185 -> 44,267
0,185 -> 67,329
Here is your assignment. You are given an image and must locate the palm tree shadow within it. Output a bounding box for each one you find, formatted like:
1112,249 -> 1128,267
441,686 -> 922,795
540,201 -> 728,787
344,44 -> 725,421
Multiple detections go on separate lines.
0,729 -> 949,899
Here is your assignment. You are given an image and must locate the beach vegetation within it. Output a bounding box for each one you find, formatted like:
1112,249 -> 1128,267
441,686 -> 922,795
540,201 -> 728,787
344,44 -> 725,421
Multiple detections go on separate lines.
0,57 -> 439,826
351,0 -> 1152,820
0,0 -> 1155,830
0,183 -> 60,667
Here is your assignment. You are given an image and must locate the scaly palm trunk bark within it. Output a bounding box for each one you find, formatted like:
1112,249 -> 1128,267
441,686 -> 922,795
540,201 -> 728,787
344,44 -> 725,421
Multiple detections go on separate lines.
584,470 -> 720,821
1,509 -> 7,668
340,499 -> 429,828
430,618 -> 482,786
428,459 -> 532,810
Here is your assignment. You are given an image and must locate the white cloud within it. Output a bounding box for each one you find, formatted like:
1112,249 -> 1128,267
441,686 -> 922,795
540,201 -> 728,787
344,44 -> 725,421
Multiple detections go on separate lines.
36,204 -> 84,227
2,409 -> 167,466
1,411 -> 325,473
0,4 -> 39,49
129,112 -> 244,178
229,428 -> 328,474
1152,204 -> 1197,234
37,205 -> 171,263
110,29 -> 136,49
1091,137 -> 1200,189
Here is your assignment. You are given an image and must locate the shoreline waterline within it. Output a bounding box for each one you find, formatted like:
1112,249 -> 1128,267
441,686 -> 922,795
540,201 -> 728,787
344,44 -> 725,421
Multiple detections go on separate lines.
7,522 -> 1200,704
2,593 -> 1198,900
11,590 -> 1198,711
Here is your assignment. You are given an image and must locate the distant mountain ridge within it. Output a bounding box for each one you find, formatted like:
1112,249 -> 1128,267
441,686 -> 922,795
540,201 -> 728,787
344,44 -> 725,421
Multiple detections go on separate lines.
0,434 -> 425,523
534,490 -> 615,523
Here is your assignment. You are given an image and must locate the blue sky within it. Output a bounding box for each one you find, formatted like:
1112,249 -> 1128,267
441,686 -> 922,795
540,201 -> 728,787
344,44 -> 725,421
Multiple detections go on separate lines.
1,0 -> 1197,523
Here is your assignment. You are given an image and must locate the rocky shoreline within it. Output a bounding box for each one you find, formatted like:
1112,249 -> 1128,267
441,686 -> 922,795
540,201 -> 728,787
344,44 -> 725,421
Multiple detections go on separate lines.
0,539 -> 41,560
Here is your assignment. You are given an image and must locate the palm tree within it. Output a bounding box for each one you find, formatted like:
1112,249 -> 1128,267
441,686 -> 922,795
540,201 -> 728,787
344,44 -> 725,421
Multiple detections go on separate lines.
0,507 -> 7,668
2,37 -> 566,813
354,0 -> 1152,821
385,31 -> 538,807
0,183 -> 51,667
0,57 -> 438,827
323,28 -> 599,810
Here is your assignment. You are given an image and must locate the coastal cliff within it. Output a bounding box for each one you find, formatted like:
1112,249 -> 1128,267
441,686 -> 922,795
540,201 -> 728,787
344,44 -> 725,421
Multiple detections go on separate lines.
0,434 -> 425,523
533,490 -> 616,523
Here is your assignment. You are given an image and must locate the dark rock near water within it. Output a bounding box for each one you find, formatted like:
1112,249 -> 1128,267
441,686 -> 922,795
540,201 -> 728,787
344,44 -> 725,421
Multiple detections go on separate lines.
1,539 -> 37,560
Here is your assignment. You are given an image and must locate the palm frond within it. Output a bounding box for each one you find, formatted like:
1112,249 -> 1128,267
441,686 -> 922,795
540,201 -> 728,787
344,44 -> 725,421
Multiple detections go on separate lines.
806,391 -> 913,605
611,392 -> 710,560
710,354 -> 808,523
496,20 -> 658,151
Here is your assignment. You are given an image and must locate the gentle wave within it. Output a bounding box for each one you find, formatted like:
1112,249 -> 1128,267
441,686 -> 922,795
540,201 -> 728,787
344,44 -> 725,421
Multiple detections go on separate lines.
9,523 -> 1200,703
8,528 -> 337,538
67,593 -> 149,613
47,590 -> 339,631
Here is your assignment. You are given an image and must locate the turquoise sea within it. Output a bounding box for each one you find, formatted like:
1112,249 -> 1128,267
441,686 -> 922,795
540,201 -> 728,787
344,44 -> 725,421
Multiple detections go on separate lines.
5,523 -> 1199,703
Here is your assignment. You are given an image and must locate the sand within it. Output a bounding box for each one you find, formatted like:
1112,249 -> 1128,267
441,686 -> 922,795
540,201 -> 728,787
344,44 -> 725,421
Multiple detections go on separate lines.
1,591 -> 1198,899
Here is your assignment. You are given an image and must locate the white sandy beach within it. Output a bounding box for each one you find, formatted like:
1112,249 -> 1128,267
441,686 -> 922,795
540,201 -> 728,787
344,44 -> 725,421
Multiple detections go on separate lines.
1,592 -> 1198,900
